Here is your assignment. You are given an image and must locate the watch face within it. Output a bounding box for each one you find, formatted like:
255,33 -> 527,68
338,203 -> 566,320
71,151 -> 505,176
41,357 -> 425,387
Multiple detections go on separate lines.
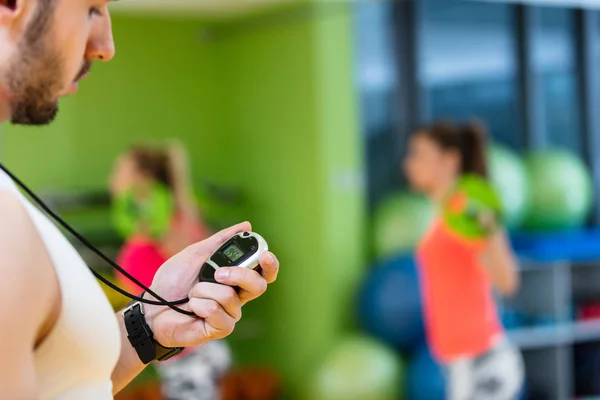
222,242 -> 245,263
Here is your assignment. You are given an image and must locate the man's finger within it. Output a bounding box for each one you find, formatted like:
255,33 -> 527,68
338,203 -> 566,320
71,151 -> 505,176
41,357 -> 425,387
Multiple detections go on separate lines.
258,251 -> 279,284
188,282 -> 242,321
215,267 -> 267,300
187,298 -> 236,333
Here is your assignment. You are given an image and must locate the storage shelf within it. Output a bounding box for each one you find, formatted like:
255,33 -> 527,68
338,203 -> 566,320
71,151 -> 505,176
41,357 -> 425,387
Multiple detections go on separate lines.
508,320 -> 600,350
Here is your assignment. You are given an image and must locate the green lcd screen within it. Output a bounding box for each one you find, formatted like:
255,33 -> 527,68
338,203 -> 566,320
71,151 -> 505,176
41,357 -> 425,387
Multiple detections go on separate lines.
223,243 -> 245,262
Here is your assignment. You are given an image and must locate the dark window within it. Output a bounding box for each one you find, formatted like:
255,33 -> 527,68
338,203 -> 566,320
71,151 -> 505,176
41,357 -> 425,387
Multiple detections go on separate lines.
355,1 -> 402,207
532,7 -> 582,153
417,0 -> 521,148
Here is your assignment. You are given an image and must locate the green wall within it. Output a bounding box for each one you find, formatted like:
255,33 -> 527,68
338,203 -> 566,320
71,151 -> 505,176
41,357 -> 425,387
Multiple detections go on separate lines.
2,96 -> 77,189
2,5 -> 365,399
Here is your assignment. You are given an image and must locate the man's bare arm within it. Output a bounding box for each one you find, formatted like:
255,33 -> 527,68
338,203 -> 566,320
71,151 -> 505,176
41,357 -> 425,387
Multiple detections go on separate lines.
0,191 -> 60,398
110,311 -> 147,394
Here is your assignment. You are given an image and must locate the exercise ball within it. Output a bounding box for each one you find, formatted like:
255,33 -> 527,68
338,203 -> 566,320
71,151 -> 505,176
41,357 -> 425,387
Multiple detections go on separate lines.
372,192 -> 434,260
311,335 -> 404,400
357,256 -> 424,351
406,346 -> 445,400
519,382 -> 528,400
488,145 -> 529,229
523,149 -> 593,231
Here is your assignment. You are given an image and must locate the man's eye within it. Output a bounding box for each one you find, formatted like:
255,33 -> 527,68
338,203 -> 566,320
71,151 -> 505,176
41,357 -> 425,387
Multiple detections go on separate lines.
89,7 -> 102,17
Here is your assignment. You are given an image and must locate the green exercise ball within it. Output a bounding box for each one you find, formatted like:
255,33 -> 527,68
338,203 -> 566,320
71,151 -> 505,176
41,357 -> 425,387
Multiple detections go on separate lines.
112,183 -> 175,240
488,145 -> 529,229
523,149 -> 593,231
373,192 -> 434,260
310,336 -> 404,400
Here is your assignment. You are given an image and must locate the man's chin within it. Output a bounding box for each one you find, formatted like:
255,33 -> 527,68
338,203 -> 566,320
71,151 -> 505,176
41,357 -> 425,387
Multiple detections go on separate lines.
10,103 -> 58,126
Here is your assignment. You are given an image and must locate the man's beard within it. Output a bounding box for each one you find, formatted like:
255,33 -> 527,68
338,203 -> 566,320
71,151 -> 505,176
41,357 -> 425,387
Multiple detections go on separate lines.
5,0 -> 65,126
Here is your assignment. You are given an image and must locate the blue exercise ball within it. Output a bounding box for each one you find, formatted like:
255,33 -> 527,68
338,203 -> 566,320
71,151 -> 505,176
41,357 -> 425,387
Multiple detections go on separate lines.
406,346 -> 446,400
519,382 -> 528,400
357,256 -> 424,351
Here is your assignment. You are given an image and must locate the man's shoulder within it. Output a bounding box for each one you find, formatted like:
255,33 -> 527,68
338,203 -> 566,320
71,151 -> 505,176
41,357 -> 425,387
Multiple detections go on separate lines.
0,188 -> 55,293
0,188 -> 61,365
0,170 -> 25,220
0,187 -> 60,328
0,188 -> 31,231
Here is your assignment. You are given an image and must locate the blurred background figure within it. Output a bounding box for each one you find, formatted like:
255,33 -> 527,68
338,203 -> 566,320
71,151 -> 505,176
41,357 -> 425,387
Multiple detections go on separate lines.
404,120 -> 524,399
109,142 -> 210,292
109,141 -> 232,400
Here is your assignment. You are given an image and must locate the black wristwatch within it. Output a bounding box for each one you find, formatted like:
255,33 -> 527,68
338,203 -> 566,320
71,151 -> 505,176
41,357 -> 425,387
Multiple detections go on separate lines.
122,301 -> 184,364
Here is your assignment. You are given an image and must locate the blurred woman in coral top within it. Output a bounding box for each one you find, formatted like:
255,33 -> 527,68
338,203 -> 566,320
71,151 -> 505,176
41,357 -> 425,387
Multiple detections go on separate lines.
403,120 -> 524,400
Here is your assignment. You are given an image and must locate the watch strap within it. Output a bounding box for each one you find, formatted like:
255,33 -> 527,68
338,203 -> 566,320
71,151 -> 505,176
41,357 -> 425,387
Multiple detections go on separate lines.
154,338 -> 184,361
123,302 -> 184,364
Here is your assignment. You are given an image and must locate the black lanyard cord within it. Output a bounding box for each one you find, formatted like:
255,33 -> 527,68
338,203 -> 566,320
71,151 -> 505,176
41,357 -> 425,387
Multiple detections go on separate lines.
0,164 -> 195,317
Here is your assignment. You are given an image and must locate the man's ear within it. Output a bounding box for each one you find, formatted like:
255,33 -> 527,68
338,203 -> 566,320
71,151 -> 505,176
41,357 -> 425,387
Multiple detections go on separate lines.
0,0 -> 23,27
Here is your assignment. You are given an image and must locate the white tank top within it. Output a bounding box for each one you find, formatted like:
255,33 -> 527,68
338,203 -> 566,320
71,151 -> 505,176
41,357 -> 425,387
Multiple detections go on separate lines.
0,170 -> 121,399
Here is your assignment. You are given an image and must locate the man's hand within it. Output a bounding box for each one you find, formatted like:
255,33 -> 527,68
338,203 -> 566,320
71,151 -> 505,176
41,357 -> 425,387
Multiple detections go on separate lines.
145,222 -> 279,348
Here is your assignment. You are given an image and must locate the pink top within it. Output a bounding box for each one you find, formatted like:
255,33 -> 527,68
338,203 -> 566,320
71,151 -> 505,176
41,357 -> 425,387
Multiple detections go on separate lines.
116,238 -> 164,295
416,218 -> 503,363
